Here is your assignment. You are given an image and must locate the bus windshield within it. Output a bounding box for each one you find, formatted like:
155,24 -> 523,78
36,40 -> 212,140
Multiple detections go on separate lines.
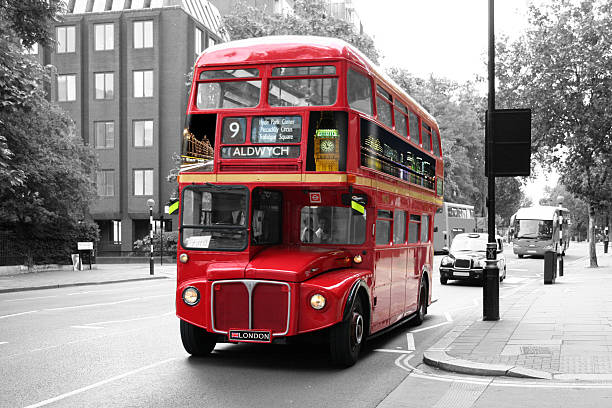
515,219 -> 553,239
300,206 -> 366,245
196,69 -> 261,109
181,186 -> 248,250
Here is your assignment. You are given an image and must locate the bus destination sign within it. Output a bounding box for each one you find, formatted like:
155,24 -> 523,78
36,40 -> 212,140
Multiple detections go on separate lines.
251,116 -> 301,144
221,145 -> 300,159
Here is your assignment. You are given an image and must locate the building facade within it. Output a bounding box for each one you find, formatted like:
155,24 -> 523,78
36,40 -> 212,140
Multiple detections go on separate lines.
28,0 -> 225,255
208,0 -> 295,16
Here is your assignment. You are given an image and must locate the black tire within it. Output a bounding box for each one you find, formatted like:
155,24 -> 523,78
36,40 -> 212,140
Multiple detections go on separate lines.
518,254 -> 523,259
413,279 -> 428,326
440,277 -> 448,285
330,296 -> 365,367
180,320 -> 217,356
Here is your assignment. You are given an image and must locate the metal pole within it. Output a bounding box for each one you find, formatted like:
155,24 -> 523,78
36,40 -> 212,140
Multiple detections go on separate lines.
484,0 -> 499,321
160,214 -> 164,266
149,203 -> 154,275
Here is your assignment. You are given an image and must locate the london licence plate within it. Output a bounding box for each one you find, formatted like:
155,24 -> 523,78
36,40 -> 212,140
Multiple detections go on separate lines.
453,271 -> 470,277
228,329 -> 272,343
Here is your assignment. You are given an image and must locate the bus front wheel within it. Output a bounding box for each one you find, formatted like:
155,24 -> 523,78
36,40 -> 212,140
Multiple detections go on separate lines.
180,320 -> 217,356
330,297 -> 365,367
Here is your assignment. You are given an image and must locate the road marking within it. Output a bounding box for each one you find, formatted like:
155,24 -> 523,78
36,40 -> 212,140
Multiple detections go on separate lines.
70,326 -> 105,330
0,341 -> 8,345
410,321 -> 451,333
508,268 -> 529,272
77,312 -> 174,328
374,349 -> 413,354
406,333 -> 416,351
0,310 -> 39,319
444,312 -> 453,322
4,295 -> 59,302
23,358 -> 177,408
43,294 -> 171,312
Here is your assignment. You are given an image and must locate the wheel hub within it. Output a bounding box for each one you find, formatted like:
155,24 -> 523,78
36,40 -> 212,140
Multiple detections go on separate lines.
352,312 -> 364,345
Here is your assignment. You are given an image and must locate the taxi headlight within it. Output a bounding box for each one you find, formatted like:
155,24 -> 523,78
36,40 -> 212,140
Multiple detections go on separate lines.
182,286 -> 200,306
441,256 -> 453,266
477,259 -> 487,268
310,294 -> 326,310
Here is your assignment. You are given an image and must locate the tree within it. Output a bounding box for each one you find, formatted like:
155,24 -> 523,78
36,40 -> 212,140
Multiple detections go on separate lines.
540,184 -> 589,241
221,0 -> 380,64
495,177 -> 524,226
0,0 -> 99,265
497,0 -> 612,266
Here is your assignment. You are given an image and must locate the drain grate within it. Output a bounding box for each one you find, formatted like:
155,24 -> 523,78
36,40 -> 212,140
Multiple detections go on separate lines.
521,346 -> 552,354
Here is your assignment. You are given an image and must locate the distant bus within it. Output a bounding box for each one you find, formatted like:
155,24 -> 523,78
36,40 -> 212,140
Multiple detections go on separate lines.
433,202 -> 476,253
510,206 -> 570,258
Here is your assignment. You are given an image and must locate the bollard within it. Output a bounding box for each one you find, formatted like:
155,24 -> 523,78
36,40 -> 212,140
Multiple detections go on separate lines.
558,255 -> 563,277
544,250 -> 557,284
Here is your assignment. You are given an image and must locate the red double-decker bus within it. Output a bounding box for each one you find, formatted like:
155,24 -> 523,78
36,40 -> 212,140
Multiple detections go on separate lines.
176,36 -> 444,366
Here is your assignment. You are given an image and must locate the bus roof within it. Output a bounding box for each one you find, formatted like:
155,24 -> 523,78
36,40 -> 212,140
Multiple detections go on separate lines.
195,35 -> 437,126
514,206 -> 569,220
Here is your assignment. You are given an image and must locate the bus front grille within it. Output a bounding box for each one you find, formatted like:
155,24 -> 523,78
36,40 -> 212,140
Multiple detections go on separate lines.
211,280 -> 291,336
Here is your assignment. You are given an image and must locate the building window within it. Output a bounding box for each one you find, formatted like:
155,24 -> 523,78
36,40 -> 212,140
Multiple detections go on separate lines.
195,27 -> 203,56
94,121 -> 114,149
57,74 -> 76,102
133,20 -> 153,49
134,169 -> 153,196
57,26 -> 76,53
96,170 -> 114,197
208,37 -> 216,47
112,220 -> 122,244
133,70 -> 153,98
94,23 -> 114,51
134,120 -> 153,147
94,72 -> 114,99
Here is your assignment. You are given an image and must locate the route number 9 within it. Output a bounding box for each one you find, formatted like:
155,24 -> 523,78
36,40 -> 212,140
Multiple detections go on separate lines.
222,117 -> 246,144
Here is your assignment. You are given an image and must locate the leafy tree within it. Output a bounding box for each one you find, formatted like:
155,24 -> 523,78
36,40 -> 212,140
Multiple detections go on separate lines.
495,177 -> 524,225
497,0 -> 612,266
0,0 -> 99,265
221,0 -> 380,63
540,184 -> 589,241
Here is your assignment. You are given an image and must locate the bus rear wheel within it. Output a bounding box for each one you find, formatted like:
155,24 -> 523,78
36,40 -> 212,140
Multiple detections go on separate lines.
413,280 -> 428,326
330,297 -> 364,367
180,320 -> 217,356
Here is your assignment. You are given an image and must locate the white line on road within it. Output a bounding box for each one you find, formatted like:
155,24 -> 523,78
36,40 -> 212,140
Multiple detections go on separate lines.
406,333 -> 415,351
0,310 -> 39,319
444,312 -> 453,322
410,321 -> 451,333
3,295 -> 59,302
508,268 -> 529,271
70,326 -> 105,330
0,341 -> 8,345
78,312 -> 174,328
43,294 -> 171,312
23,358 -> 178,408
374,349 -> 413,354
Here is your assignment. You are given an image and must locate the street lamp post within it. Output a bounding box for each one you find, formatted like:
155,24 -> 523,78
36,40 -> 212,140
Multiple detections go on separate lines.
147,198 -> 155,275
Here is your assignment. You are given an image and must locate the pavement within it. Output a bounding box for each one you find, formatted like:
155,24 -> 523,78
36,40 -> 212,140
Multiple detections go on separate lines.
0,262 -> 176,293
424,242 -> 612,381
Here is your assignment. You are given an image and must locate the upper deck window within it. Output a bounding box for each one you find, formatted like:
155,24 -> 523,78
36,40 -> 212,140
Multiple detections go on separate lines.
268,65 -> 338,107
394,100 -> 408,138
376,85 -> 393,129
421,122 -> 432,151
433,129 -> 441,157
347,69 -> 372,115
196,69 -> 261,110
408,111 -> 419,145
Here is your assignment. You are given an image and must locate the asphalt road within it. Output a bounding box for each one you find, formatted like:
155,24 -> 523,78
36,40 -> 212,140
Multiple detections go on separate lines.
1,245 -> 608,408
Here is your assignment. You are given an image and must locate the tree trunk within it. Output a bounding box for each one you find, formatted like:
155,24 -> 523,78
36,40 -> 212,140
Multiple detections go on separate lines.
588,204 -> 598,268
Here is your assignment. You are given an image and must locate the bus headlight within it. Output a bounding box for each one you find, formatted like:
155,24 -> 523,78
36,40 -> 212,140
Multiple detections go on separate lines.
310,294 -> 326,310
441,256 -> 453,266
353,254 -> 363,264
179,253 -> 189,263
182,286 -> 200,306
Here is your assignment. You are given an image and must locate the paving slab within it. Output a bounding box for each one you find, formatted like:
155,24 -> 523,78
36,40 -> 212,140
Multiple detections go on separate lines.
423,243 -> 612,382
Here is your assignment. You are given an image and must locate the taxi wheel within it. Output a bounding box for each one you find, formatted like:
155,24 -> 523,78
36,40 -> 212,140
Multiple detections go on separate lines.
330,297 -> 365,367
180,320 -> 217,356
440,277 -> 448,285
518,254 -> 524,259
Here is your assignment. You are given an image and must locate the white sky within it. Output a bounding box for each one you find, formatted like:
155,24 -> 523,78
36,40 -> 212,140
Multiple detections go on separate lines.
352,0 -> 553,204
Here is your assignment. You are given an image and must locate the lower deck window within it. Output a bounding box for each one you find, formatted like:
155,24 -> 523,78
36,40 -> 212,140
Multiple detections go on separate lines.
301,206 -> 365,244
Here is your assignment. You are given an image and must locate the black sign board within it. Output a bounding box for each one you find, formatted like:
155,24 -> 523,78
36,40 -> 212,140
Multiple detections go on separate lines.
485,109 -> 531,176
251,116 -> 301,144
221,145 -> 300,159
